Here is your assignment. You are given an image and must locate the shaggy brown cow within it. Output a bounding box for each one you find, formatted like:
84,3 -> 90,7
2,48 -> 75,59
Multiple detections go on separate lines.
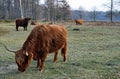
15,17 -> 31,31
4,24 -> 68,72
75,19 -> 84,25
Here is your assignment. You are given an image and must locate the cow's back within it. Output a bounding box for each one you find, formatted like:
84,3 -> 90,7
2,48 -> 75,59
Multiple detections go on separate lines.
47,25 -> 67,52
32,24 -> 67,53
16,19 -> 24,26
15,19 -> 28,26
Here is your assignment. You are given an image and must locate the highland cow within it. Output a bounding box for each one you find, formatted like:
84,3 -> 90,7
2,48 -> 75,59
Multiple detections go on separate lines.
4,24 -> 68,72
15,17 -> 31,31
75,19 -> 84,25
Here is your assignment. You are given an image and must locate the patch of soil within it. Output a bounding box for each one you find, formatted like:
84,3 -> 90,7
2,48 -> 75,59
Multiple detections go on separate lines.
85,21 -> 120,26
0,64 -> 17,74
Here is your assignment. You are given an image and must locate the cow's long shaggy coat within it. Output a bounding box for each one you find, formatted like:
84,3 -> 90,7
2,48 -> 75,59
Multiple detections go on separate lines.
13,24 -> 68,72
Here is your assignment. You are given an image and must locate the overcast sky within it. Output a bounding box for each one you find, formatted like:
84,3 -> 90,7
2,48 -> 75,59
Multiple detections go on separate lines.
40,0 -> 109,11
66,0 -> 108,11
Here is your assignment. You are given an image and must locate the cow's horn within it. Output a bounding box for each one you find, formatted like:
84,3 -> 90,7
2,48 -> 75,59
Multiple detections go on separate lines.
4,44 -> 16,53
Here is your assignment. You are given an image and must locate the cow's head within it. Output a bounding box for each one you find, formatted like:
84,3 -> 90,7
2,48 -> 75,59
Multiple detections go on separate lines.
4,45 -> 33,72
15,50 -> 33,72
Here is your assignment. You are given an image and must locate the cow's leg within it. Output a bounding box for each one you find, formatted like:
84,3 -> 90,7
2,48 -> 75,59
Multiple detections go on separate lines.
53,51 -> 58,63
26,27 -> 27,31
23,26 -> 27,31
76,23 -> 78,25
25,26 -> 27,31
24,27 -> 25,31
61,43 -> 67,62
37,59 -> 41,68
16,26 -> 18,31
39,53 -> 48,72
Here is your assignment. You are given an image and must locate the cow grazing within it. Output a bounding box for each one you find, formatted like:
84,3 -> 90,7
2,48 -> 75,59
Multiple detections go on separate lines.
75,19 -> 84,25
4,24 -> 68,72
15,17 -> 31,31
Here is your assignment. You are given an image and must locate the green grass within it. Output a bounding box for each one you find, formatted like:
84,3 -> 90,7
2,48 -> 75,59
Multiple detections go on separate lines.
0,22 -> 120,79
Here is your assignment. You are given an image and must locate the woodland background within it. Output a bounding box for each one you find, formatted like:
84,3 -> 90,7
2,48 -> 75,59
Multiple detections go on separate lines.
0,0 -> 120,22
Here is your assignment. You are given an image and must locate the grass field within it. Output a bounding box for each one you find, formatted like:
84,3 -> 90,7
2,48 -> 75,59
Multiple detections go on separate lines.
0,22 -> 120,79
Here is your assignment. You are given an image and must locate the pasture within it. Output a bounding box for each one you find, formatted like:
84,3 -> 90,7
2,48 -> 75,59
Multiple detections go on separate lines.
0,21 -> 120,79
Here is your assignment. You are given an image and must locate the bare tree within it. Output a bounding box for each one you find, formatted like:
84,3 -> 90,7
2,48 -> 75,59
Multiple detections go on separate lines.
19,0 -> 23,18
45,0 -> 55,21
0,0 -> 14,19
57,0 -> 70,20
14,0 -> 21,18
104,0 -> 115,22
78,6 -> 85,19
0,0 -> 70,20
110,0 -> 113,22
90,7 -> 97,21
44,0 -> 70,21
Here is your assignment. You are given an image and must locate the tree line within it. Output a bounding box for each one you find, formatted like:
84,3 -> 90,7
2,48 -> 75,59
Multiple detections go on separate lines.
77,0 -> 120,22
0,0 -> 120,22
0,0 -> 70,21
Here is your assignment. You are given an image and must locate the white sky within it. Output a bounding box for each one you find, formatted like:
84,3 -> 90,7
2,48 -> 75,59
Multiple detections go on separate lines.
66,0 -> 108,11
40,0 -> 109,11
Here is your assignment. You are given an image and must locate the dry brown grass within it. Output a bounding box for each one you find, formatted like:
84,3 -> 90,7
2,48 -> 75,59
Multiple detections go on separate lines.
85,21 -> 120,26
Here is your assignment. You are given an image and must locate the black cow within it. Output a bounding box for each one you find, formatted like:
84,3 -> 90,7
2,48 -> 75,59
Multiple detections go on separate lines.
15,18 -> 31,31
